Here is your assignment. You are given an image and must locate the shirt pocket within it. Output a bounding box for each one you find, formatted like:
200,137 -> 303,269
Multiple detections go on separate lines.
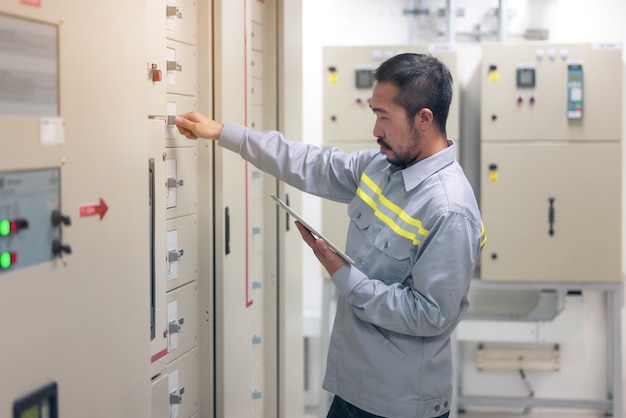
366,322 -> 406,360
347,199 -> 374,231
371,230 -> 414,282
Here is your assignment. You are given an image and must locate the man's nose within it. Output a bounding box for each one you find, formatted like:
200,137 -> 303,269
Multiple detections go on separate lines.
372,121 -> 382,139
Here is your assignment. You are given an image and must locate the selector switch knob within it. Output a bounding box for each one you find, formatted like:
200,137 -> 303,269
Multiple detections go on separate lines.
51,210 -> 71,227
52,239 -> 72,257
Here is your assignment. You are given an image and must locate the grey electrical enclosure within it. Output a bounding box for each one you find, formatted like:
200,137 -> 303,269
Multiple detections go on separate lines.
480,42 -> 622,283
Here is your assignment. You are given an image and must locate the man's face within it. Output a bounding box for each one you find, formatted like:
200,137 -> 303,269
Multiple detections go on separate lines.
369,82 -> 422,169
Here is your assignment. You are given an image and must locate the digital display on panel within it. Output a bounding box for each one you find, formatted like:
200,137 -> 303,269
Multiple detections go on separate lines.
516,67 -> 536,88
355,69 -> 374,89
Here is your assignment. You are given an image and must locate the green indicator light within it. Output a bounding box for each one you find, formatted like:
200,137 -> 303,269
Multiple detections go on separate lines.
0,252 -> 11,269
0,220 -> 9,237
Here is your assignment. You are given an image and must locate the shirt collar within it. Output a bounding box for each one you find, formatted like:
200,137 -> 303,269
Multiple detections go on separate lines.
400,140 -> 456,191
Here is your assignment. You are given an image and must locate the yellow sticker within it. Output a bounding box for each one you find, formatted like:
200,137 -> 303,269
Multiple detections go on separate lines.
489,71 -> 499,82
329,73 -> 339,84
489,171 -> 499,182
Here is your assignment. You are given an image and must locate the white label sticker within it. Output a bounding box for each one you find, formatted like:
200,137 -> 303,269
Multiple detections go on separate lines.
40,117 -> 65,146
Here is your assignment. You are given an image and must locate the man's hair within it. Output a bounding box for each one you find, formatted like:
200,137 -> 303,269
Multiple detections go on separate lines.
373,53 -> 453,137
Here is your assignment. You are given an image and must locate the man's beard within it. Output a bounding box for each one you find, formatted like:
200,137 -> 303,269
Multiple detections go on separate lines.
377,137 -> 416,169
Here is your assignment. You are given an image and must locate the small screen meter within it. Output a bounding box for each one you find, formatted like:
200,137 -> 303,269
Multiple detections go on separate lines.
567,63 -> 583,119
355,68 -> 374,89
516,67 -> 536,88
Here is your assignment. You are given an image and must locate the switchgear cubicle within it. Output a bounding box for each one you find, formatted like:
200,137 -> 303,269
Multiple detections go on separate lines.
0,1 -> 303,418
456,42 -> 623,417
0,2 -> 153,417
479,42 -> 622,283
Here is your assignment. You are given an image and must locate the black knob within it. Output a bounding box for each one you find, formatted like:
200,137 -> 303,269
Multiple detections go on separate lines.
15,219 -> 29,230
51,210 -> 71,227
52,239 -> 72,257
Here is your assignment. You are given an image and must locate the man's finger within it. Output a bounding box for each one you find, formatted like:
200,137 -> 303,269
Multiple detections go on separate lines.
295,221 -> 316,248
174,117 -> 198,139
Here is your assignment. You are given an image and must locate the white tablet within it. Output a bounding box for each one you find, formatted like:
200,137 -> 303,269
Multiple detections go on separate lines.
271,194 -> 355,265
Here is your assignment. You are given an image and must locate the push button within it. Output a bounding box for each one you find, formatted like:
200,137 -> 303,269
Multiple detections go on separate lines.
0,218 -> 28,236
0,251 -> 17,269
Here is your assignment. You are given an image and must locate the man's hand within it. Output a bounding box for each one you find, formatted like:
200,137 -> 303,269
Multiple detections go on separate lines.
175,111 -> 224,140
295,221 -> 346,277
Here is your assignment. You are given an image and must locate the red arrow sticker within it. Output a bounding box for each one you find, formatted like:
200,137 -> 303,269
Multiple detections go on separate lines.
79,198 -> 109,220
20,0 -> 42,7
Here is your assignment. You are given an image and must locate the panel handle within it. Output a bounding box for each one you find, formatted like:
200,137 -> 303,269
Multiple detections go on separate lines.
225,207 -> 231,255
149,158 -> 156,340
285,193 -> 290,231
548,197 -> 555,236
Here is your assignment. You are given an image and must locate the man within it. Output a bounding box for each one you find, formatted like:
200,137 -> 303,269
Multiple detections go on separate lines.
175,53 -> 485,418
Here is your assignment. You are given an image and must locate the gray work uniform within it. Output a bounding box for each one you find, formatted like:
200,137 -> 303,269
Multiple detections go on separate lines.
218,122 -> 486,418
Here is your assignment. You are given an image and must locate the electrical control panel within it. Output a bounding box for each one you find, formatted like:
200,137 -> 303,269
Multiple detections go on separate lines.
0,169 -> 63,273
481,43 -> 621,142
1,1 -> 153,416
1,1 -> 302,417
480,42 -> 622,282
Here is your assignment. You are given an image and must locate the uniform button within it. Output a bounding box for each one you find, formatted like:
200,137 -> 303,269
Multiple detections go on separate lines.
444,402 -> 448,408
356,213 -> 361,219
384,241 -> 389,248
434,405 -> 440,411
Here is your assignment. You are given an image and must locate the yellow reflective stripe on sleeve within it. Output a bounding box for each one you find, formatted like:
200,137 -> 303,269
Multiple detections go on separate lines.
480,222 -> 487,248
357,173 -> 429,246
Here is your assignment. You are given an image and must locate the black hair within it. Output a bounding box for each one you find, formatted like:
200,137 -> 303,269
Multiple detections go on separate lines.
373,53 -> 453,137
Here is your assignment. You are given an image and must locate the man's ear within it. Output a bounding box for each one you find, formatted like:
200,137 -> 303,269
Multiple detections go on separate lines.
413,108 -> 434,131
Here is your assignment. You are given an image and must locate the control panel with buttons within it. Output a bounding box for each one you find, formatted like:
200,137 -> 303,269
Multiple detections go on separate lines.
0,168 -> 67,273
